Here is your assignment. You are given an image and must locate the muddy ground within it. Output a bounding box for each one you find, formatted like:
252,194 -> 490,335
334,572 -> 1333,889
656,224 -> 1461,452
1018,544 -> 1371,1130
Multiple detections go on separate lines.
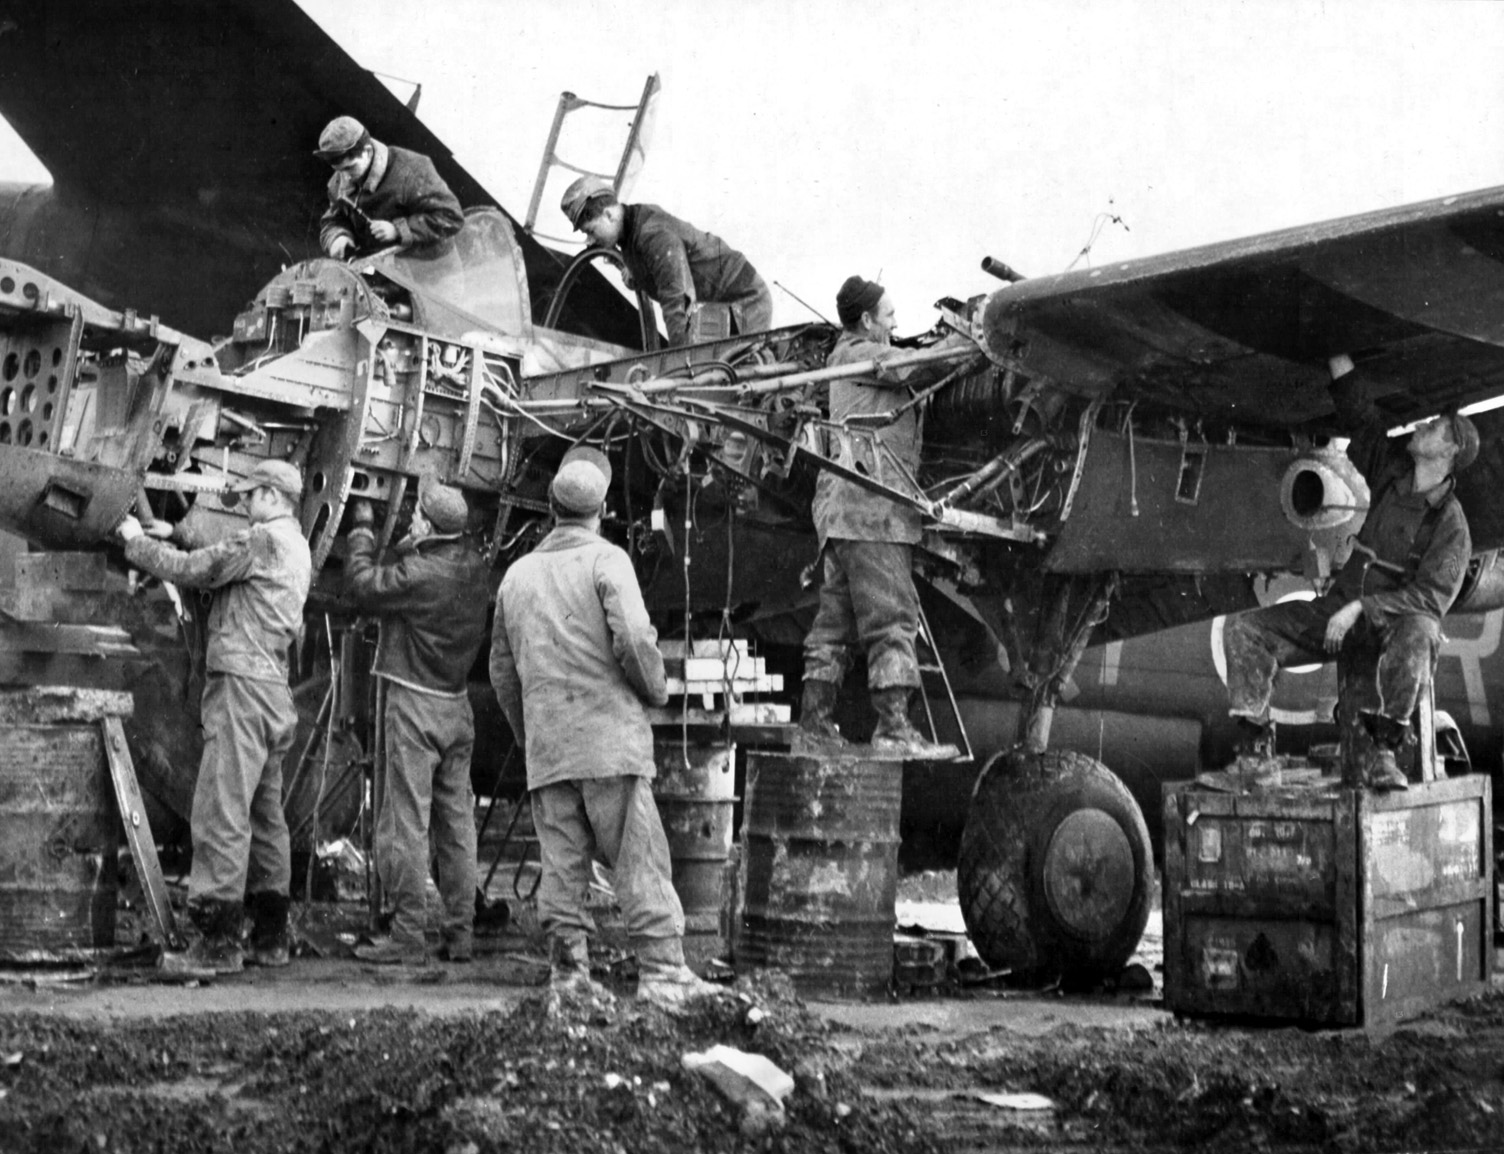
1,875 -> 1503,1153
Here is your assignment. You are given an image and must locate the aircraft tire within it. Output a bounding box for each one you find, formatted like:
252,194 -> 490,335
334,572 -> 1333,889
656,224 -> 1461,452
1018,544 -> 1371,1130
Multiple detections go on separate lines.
958,747 -> 1152,984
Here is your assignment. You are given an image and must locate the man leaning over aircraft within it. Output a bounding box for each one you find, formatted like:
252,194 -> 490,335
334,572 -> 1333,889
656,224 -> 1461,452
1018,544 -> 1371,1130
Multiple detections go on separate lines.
560,175 -> 772,346
1224,364 -> 1478,790
315,116 -> 464,261
117,460 -> 312,974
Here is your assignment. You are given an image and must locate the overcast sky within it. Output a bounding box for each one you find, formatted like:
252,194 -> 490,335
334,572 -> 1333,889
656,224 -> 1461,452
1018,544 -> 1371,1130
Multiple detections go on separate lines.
6,0 -> 1500,334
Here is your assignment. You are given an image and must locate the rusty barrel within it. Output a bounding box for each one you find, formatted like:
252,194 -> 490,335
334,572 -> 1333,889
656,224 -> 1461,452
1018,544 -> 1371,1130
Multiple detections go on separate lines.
737,750 -> 901,998
0,721 -> 119,951
652,739 -> 736,965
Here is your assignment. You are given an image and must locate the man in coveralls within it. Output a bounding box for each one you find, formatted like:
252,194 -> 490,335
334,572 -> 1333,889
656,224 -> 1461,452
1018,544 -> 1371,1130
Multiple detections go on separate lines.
1224,363 -> 1478,789
560,175 -> 772,347
117,460 -> 311,972
797,275 -> 967,760
489,447 -> 719,1010
344,477 -> 491,965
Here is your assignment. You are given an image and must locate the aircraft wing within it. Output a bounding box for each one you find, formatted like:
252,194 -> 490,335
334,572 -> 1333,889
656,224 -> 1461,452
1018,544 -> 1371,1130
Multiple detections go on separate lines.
0,0 -> 638,344
981,183 -> 1504,553
983,184 -> 1504,426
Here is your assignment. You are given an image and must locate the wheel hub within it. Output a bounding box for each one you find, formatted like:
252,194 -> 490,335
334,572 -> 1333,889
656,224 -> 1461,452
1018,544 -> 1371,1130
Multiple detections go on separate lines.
1041,808 -> 1136,940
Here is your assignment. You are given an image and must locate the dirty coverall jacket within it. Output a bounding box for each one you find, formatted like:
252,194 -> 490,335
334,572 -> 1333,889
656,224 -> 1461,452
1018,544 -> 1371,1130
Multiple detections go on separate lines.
811,329 -> 964,547
1328,384 -> 1471,625
343,528 -> 491,696
320,142 -> 464,257
619,203 -> 764,346
124,515 -> 312,682
489,524 -> 668,791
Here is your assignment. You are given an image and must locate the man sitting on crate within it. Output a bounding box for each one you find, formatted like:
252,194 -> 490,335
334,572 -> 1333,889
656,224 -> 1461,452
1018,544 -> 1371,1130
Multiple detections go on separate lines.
1223,360 -> 1478,790
489,446 -> 719,1011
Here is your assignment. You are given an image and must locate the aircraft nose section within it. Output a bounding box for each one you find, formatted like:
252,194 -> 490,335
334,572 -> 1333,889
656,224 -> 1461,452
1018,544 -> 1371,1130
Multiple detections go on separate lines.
1279,452 -> 1367,532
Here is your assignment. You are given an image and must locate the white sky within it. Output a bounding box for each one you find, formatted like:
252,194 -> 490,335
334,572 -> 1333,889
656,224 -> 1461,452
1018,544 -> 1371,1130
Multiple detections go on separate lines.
5,0 -> 1502,333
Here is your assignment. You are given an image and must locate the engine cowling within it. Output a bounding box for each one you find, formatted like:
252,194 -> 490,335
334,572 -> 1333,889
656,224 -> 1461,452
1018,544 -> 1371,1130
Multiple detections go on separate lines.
1279,448 -> 1369,532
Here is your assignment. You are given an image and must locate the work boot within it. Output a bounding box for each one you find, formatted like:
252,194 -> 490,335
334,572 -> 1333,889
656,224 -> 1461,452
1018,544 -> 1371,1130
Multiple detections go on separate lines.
546,936 -> 614,1014
354,935 -> 428,966
439,929 -> 474,963
635,939 -> 723,1012
244,891 -> 291,968
1359,712 -> 1411,791
161,899 -> 244,977
793,678 -> 847,752
1363,746 -> 1410,791
869,687 -> 958,760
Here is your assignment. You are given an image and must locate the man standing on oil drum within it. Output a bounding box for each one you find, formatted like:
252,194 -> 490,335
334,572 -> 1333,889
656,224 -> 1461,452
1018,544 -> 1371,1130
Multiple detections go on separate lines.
796,275 -> 965,761
490,447 -> 719,1010
1224,361 -> 1477,790
344,476 -> 491,965
314,116 -> 464,261
560,175 -> 772,346
116,460 -> 312,974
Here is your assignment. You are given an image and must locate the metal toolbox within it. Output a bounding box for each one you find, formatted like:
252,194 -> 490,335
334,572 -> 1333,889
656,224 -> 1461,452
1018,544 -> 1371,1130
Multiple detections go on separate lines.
1163,773 -> 1493,1026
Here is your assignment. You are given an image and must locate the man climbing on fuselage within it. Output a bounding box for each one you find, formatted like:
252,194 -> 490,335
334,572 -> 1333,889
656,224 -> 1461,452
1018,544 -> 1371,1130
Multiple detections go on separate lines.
560,175 -> 772,346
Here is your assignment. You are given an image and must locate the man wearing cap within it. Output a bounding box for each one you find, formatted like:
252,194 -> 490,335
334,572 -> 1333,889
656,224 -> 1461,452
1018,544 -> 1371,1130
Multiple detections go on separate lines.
1224,363 -> 1478,790
342,477 -> 490,965
490,446 -> 718,1010
559,175 -> 771,347
314,116 -> 464,261
116,460 -> 312,973
798,276 -> 967,761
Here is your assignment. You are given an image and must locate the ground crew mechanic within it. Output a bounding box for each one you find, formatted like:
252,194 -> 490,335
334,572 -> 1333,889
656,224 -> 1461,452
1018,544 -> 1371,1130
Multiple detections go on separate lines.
1224,365 -> 1478,790
560,175 -> 772,347
797,276 -> 964,761
343,477 -> 490,966
489,447 -> 718,1010
314,115 -> 464,261
116,460 -> 312,974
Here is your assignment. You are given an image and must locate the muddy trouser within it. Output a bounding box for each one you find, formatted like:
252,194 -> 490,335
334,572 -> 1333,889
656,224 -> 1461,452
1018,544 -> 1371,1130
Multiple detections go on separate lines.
531,775 -> 684,960
1224,598 -> 1440,725
376,682 -> 478,947
802,539 -> 921,690
188,673 -> 296,905
728,277 -> 774,335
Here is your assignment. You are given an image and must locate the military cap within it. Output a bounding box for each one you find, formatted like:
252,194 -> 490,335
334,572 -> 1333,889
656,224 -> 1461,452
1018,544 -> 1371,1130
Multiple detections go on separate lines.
550,445 -> 612,516
418,475 -> 470,533
314,116 -> 370,162
232,460 -> 304,499
560,175 -> 617,229
1450,412 -> 1480,472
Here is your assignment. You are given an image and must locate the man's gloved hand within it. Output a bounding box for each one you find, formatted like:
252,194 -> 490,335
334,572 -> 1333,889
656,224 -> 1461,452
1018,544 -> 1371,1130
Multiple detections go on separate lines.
144,519 -> 175,540
350,499 -> 375,528
116,514 -> 144,543
328,235 -> 355,261
367,220 -> 398,245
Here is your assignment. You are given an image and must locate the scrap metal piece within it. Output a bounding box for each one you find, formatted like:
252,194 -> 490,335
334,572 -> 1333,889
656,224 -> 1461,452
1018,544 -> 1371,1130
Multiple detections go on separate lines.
100,715 -> 181,949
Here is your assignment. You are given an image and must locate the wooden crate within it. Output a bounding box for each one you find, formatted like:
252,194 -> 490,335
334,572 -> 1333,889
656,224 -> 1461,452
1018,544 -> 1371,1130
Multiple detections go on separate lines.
1163,774 -> 1492,1026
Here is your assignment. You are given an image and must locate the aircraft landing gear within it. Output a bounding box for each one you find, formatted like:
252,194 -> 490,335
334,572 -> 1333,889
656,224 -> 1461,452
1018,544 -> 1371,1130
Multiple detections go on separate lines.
957,747 -> 1152,985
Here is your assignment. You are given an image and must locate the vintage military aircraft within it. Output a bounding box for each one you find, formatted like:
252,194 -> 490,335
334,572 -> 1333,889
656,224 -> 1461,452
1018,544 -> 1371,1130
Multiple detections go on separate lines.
0,0 -> 1501,985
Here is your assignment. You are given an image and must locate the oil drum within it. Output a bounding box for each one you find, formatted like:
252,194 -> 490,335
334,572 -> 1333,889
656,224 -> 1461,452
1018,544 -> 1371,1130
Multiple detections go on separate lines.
651,738 -> 736,965
0,723 -> 119,951
737,750 -> 901,998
